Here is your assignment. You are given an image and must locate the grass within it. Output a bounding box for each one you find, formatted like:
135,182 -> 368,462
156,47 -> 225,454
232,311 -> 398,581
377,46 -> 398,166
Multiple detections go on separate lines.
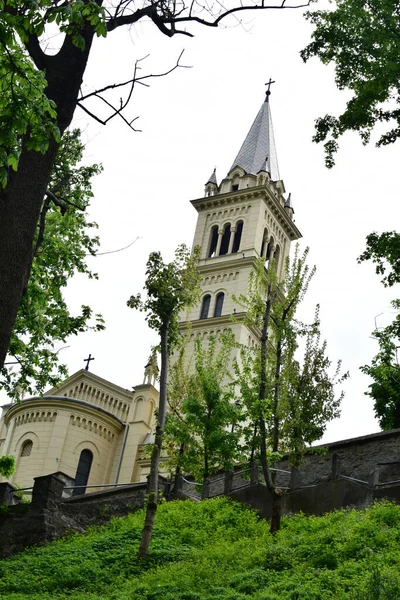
1,498 -> 400,599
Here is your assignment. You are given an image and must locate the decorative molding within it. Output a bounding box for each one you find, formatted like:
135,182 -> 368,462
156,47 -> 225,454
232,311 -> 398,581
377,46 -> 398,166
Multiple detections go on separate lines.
15,411 -> 57,426
69,414 -> 115,442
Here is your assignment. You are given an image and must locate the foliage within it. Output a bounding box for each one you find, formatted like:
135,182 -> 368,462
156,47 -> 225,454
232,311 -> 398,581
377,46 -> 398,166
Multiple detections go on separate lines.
3,499 -> 400,599
0,454 -> 15,478
359,231 -> 400,429
1,129 -> 104,399
127,244 -> 201,558
165,332 -> 243,481
302,0 -> 400,167
0,1 -> 106,187
359,232 -> 400,289
234,247 -> 344,466
128,245 -> 201,348
282,305 -> 346,465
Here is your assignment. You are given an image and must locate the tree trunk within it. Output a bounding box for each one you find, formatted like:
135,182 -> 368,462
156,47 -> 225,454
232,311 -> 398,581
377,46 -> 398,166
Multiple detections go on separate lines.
0,140 -> 59,370
138,323 -> 169,559
0,26 -> 95,372
257,283 -> 282,534
270,489 -> 282,534
272,338 -> 282,454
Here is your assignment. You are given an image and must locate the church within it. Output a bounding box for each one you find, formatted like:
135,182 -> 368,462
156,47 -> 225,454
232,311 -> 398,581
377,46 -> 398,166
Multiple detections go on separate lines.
0,88 -> 301,493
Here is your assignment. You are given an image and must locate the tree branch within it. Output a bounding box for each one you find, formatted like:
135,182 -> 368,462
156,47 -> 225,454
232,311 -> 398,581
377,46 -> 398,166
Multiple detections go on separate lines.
77,51 -> 188,130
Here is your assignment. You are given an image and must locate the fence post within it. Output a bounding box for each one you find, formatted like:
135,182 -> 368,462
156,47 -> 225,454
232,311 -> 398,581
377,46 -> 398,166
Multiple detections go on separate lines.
0,482 -> 17,506
368,467 -> 379,487
250,461 -> 259,485
202,478 -> 210,499
224,470 -> 234,494
289,467 -> 300,491
331,454 -> 341,480
173,472 -> 183,494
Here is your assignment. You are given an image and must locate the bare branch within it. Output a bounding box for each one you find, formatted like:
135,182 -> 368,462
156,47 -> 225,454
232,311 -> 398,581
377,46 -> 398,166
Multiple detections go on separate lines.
77,51 -> 188,130
106,0 -> 310,37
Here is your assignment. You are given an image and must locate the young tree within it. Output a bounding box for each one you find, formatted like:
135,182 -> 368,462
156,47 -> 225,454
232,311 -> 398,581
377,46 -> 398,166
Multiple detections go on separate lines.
235,248 -> 345,533
301,0 -> 400,167
127,244 -> 201,559
0,0 -> 308,378
359,231 -> 400,429
281,305 -> 346,466
1,129 -> 104,400
165,332 -> 243,483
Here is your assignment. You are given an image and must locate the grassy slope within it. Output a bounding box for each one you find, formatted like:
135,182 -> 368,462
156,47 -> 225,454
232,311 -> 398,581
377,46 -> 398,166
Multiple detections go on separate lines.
2,499 -> 400,599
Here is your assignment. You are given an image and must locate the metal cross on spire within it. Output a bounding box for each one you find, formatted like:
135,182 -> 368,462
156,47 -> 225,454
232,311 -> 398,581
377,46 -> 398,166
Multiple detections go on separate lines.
264,78 -> 275,101
84,354 -> 95,371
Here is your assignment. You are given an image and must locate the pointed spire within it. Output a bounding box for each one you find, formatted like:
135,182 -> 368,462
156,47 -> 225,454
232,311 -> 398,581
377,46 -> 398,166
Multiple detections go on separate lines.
206,167 -> 217,186
230,91 -> 280,181
284,193 -> 294,217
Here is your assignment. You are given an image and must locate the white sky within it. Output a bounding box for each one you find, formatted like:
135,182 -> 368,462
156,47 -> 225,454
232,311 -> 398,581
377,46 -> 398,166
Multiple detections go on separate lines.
3,5 -> 399,444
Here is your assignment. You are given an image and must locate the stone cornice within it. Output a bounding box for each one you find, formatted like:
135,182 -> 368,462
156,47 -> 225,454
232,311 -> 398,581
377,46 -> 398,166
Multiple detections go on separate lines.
198,255 -> 257,273
179,311 -> 261,342
5,397 -> 124,431
190,186 -> 302,241
45,369 -> 134,402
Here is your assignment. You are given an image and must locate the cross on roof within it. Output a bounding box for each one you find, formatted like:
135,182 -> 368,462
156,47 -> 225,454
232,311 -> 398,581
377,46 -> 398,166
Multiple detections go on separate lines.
265,78 -> 276,99
84,354 -> 95,371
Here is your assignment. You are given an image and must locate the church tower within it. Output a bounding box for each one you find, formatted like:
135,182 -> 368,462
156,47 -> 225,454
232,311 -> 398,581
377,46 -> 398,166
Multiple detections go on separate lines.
181,89 -> 302,350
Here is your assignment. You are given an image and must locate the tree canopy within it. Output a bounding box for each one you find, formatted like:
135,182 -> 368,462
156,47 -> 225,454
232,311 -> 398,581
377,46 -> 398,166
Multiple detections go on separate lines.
302,0 -> 400,166
0,0 -> 308,378
128,244 -> 201,558
359,231 -> 400,429
1,129 -> 104,400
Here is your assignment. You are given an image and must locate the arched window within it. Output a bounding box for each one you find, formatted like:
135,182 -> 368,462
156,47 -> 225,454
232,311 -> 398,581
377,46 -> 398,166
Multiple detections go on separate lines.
200,295 -> 211,320
273,245 -> 281,272
20,440 -> 33,457
232,221 -> 244,253
260,228 -> 268,257
214,293 -> 224,317
219,224 -> 231,255
73,449 -> 93,496
265,237 -> 274,264
208,225 -> 219,258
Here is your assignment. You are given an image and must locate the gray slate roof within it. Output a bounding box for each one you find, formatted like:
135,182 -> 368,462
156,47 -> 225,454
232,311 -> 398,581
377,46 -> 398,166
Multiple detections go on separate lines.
230,96 -> 280,181
206,168 -> 217,185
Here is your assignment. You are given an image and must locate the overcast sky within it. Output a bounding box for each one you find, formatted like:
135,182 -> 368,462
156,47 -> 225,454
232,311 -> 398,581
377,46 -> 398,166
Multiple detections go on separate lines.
3,4 -> 399,444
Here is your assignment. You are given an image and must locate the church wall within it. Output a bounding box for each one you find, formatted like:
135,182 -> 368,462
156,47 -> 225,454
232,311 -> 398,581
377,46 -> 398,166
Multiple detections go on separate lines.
8,411 -> 56,488
116,385 -> 157,483
1,399 -> 124,490
57,414 -> 119,488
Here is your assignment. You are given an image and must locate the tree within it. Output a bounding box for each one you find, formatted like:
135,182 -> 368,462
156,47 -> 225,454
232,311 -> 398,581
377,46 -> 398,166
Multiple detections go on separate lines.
359,231 -> 400,429
1,129 -> 104,400
281,305 -> 345,466
127,244 -> 201,559
235,248 -> 345,533
301,0 -> 400,167
0,0 -> 308,378
0,455 -> 15,479
165,331 -> 243,483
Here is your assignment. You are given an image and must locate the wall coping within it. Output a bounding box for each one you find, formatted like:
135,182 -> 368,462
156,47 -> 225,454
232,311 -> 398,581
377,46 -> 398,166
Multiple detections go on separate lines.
314,428 -> 400,452
4,396 -> 125,430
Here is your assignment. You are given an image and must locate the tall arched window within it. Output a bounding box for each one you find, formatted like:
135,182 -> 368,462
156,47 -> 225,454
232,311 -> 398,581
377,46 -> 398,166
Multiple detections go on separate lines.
219,224 -> 231,255
20,440 -> 33,457
260,228 -> 268,257
200,295 -> 211,320
274,245 -> 281,272
208,225 -> 219,258
265,237 -> 274,264
232,221 -> 244,253
214,293 -> 225,317
73,449 -> 93,496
